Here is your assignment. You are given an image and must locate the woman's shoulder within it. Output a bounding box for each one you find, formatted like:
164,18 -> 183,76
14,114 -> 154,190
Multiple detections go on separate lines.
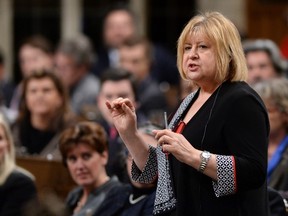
9,168 -> 35,182
223,81 -> 255,95
95,184 -> 132,216
3,168 -> 36,194
221,81 -> 264,104
108,182 -> 131,194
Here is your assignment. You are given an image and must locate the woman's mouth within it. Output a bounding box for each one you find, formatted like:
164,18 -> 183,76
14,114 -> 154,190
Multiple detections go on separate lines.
188,63 -> 199,71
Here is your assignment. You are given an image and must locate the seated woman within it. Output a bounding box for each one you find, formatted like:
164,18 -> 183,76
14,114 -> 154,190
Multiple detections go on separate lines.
58,121 -> 122,216
253,77 -> 288,200
12,70 -> 78,160
0,113 -> 37,215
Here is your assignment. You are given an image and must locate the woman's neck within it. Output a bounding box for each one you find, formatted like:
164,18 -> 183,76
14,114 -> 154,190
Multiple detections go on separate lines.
30,114 -> 51,130
199,81 -> 222,95
82,174 -> 110,194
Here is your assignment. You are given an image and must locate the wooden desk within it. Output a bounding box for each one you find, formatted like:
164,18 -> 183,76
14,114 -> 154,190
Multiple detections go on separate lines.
16,156 -> 76,200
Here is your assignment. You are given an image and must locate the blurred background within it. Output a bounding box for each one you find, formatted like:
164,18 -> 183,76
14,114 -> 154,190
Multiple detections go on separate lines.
0,0 -> 287,84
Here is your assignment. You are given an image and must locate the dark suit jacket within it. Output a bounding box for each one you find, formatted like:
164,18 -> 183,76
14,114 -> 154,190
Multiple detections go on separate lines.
92,44 -> 179,86
95,184 -> 156,216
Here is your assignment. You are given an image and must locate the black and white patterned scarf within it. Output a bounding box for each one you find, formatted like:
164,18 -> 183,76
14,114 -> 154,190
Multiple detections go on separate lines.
153,90 -> 197,215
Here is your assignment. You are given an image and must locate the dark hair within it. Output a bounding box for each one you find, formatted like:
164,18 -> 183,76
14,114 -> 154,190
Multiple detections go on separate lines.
17,69 -> 71,131
102,2 -> 137,26
59,121 -> 108,166
20,35 -> 54,55
56,35 -> 95,67
121,36 -> 154,63
243,39 -> 288,74
100,67 -> 138,101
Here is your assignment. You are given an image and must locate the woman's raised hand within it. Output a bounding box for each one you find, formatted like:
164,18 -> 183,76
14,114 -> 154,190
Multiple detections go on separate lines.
105,97 -> 137,134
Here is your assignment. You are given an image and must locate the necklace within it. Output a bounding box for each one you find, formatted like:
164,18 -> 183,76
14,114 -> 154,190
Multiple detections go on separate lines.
129,194 -> 147,204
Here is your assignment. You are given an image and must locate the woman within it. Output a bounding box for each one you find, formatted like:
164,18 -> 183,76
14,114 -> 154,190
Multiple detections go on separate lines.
0,113 -> 37,215
58,121 -> 122,216
253,78 -> 288,196
106,12 -> 269,215
10,35 -> 54,117
13,70 -> 78,160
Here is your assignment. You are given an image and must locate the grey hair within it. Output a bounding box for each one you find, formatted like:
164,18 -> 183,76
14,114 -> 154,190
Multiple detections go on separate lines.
253,78 -> 288,114
242,39 -> 288,75
56,34 -> 96,67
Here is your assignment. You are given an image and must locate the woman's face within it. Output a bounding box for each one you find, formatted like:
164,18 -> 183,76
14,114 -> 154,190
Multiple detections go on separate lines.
19,45 -> 53,78
26,78 -> 63,116
66,143 -> 108,188
182,32 -> 217,86
0,125 -> 9,161
265,100 -> 288,136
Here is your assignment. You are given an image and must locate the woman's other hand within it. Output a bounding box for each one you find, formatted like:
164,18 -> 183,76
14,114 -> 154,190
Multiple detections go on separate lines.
153,129 -> 199,166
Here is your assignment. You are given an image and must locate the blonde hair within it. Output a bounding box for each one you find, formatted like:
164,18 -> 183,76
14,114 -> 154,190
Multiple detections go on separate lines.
0,114 -> 16,185
177,11 -> 247,84
0,114 -> 35,185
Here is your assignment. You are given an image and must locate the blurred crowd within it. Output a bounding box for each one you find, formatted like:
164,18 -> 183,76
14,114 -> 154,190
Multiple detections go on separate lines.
1,2 -> 288,216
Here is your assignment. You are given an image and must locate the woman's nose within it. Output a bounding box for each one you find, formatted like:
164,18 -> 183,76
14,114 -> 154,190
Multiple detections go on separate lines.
188,47 -> 198,59
74,159 -> 85,168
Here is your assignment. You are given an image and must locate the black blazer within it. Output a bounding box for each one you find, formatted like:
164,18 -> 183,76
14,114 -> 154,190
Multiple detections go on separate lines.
0,169 -> 37,216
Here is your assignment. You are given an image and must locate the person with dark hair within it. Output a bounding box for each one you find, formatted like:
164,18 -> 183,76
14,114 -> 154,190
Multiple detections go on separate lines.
58,121 -> 122,216
12,70 -> 78,160
96,67 -> 148,183
54,34 -> 100,117
18,35 -> 54,78
106,11 -> 269,215
119,36 -> 169,124
92,3 -> 179,93
242,39 -> 288,85
10,34 -> 55,118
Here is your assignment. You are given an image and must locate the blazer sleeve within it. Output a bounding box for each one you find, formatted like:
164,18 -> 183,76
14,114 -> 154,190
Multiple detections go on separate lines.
223,93 -> 269,191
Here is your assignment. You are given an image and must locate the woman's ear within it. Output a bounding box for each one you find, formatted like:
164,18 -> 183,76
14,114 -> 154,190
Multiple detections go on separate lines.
101,150 -> 109,166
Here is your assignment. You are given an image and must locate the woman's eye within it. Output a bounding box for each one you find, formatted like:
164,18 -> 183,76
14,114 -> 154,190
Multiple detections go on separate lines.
67,156 -> 76,163
184,46 -> 191,51
28,89 -> 37,94
82,153 -> 92,160
199,45 -> 207,49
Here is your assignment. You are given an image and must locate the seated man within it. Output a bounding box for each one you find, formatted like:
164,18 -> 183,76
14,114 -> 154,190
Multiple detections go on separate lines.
96,68 -> 148,183
242,39 -> 288,85
119,36 -> 169,124
54,34 -> 100,117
